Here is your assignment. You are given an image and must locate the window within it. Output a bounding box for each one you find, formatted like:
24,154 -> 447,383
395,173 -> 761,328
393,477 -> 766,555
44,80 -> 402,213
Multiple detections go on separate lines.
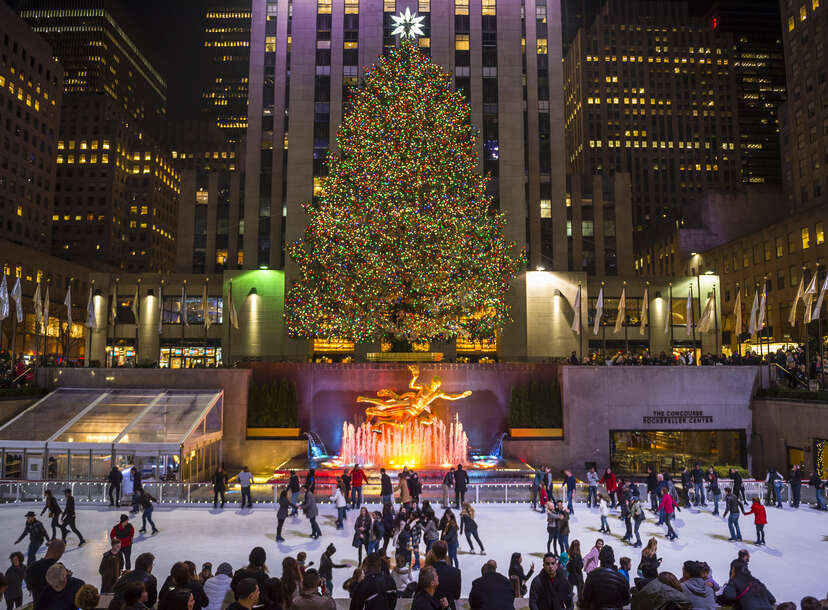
743,252 -> 750,268
791,266 -> 799,286
788,231 -> 798,253
776,236 -> 784,257
788,15 -> 795,31
802,227 -> 811,249
778,270 -> 786,290
582,220 -> 594,237
817,222 -> 824,245
540,199 -> 551,218
800,5 -> 808,20
764,243 -> 772,261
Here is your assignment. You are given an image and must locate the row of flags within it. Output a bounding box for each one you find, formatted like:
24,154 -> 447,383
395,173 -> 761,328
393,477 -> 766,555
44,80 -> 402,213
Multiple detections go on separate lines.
569,284 -> 715,337
0,278 -> 241,333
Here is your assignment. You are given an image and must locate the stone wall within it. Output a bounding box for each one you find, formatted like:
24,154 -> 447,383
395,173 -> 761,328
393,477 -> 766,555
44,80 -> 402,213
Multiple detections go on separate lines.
751,398 -> 828,476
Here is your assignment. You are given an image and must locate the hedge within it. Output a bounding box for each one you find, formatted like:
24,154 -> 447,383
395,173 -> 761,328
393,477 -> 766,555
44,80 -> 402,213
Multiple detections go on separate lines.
247,379 -> 299,428
508,380 -> 563,428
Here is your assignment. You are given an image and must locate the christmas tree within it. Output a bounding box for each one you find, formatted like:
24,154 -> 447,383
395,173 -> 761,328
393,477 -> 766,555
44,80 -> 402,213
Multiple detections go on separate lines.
285,40 -> 523,344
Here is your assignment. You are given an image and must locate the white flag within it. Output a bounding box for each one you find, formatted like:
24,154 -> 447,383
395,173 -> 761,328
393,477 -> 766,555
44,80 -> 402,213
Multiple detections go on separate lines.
788,273 -> 804,327
43,284 -> 50,332
228,283 -> 240,331
640,286 -> 649,336
663,288 -> 672,335
733,288 -> 742,337
181,284 -> 189,327
811,273 -> 828,321
85,286 -> 96,329
570,286 -> 581,335
803,272 -> 818,324
34,283 -> 43,326
64,285 -> 72,328
110,282 -> 118,325
0,275 -> 7,322
686,285 -> 693,337
614,286 -> 626,334
698,293 -> 715,333
202,283 -> 212,330
131,286 -> 140,326
10,278 -> 23,322
748,288 -> 759,335
758,284 -> 767,331
593,287 -> 603,336
158,284 -> 163,334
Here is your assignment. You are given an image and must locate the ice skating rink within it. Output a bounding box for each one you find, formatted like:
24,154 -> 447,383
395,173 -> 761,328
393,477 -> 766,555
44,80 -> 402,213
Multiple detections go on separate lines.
1,501 -> 825,603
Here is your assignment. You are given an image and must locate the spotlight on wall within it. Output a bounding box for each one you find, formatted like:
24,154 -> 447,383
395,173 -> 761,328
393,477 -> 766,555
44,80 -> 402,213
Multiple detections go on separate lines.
146,288 -> 155,297
536,266 -> 546,271
248,287 -> 258,296
553,289 -> 563,297
258,265 -> 269,270
655,291 -> 662,298
94,288 -> 102,297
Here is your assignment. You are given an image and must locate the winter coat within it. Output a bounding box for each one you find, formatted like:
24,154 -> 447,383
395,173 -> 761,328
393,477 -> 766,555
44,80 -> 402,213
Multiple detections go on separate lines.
42,496 -> 61,518
99,550 -> 122,593
567,555 -> 584,587
716,572 -> 776,609
381,473 -> 393,496
334,488 -> 347,508
354,514 -> 372,545
347,572 -> 397,610
409,475 -> 422,497
62,496 -> 77,520
681,577 -> 716,610
433,561 -> 461,610
398,478 -> 411,504
110,522 -> 135,548
351,468 -> 367,487
558,512 -> 570,536
303,492 -> 319,519
454,468 -> 469,492
204,573 -> 234,610
289,473 -> 301,492
278,495 -> 293,519
469,571 -> 515,609
291,589 -> 337,610
631,501 -> 645,522
723,495 -> 743,518
809,473 -> 825,489
657,493 -> 676,515
744,502 -> 767,525
212,471 -> 228,491
460,512 -> 478,534
631,577 -> 691,610
564,475 -> 576,492
4,563 -> 26,601
15,519 -> 48,546
411,591 -> 441,610
691,468 -> 705,485
599,472 -> 618,493
599,499 -> 609,517
528,570 -> 572,610
319,553 -> 345,581
33,576 -> 84,610
646,472 -> 658,492
108,569 -> 159,610
583,547 -> 601,573
108,468 -> 123,485
423,519 -> 439,544
443,523 -> 459,546
443,471 -> 454,487
707,472 -> 720,494
581,567 -> 631,609
587,471 -> 600,487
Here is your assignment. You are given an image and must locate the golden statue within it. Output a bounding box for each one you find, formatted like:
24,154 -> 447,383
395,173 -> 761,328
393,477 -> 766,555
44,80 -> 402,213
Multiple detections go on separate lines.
357,365 -> 472,432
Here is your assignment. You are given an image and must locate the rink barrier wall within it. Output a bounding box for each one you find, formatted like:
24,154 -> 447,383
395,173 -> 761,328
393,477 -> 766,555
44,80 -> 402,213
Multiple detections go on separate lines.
0,479 -> 817,506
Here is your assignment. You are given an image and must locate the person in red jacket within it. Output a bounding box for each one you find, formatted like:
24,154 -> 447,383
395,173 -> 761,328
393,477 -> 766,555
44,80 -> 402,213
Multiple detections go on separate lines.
350,464 -> 366,509
110,514 -> 135,570
599,468 -> 618,508
657,488 -> 678,540
744,497 -> 767,545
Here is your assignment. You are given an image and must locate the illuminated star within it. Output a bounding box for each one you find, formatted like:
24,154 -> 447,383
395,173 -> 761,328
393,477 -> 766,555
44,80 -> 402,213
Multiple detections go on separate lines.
391,7 -> 425,39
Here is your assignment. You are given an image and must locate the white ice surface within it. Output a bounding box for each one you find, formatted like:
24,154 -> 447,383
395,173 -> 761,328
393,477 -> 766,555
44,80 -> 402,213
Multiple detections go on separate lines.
1,501 -> 825,603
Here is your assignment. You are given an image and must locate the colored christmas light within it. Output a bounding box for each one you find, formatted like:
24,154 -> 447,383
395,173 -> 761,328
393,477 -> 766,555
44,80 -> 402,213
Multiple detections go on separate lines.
285,41 -> 524,343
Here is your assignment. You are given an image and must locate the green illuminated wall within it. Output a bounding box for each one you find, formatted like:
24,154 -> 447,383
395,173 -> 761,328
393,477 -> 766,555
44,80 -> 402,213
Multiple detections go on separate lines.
224,270 -> 287,361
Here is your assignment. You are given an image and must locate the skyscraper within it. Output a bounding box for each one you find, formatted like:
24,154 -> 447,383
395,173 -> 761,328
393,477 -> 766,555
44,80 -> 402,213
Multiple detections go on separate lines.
0,1 -> 63,249
20,0 -> 180,272
200,0 -> 252,143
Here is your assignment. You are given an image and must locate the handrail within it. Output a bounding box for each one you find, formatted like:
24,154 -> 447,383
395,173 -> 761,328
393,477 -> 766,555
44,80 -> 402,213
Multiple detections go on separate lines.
768,361 -> 809,389
11,367 -> 33,385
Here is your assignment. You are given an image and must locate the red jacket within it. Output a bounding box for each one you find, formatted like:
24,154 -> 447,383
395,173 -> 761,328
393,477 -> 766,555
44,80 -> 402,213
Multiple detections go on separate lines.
351,469 -> 366,487
110,523 -> 134,548
658,493 -> 676,515
745,502 -> 767,524
600,472 -> 618,492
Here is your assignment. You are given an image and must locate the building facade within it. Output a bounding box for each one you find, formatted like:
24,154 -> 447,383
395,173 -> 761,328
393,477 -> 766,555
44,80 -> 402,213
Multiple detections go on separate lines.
20,0 -> 180,272
0,2 -> 63,249
564,0 -> 742,237
779,0 -> 827,209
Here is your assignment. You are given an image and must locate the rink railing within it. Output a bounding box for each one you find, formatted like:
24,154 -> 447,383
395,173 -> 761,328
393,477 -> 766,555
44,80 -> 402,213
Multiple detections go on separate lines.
0,479 -> 820,507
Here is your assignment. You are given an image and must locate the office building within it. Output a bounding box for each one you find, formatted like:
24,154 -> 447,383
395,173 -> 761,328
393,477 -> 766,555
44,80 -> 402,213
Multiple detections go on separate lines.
200,0 -> 252,143
564,0 -> 741,237
0,1 -> 63,248
779,0 -> 827,209
20,0 -> 180,272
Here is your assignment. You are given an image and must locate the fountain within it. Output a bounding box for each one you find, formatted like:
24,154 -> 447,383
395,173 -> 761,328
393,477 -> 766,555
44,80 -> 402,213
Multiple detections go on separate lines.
334,365 -> 472,468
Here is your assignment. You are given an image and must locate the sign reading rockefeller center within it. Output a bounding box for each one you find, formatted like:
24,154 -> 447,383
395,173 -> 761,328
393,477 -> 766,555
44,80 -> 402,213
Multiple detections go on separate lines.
642,410 -> 714,424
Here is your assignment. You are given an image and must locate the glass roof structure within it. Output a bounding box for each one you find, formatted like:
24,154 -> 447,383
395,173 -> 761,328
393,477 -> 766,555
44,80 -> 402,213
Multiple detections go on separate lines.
0,388 -> 223,455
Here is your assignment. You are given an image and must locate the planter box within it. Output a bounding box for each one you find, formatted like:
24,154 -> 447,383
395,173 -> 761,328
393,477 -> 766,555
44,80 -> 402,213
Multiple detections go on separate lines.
509,428 -> 564,439
366,352 -> 444,362
246,427 -> 301,439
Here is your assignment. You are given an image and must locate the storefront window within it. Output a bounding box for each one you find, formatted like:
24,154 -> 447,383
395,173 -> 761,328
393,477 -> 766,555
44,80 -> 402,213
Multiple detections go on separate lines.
162,297 -> 223,325
159,346 -> 223,369
107,345 -> 136,367
610,430 -> 745,475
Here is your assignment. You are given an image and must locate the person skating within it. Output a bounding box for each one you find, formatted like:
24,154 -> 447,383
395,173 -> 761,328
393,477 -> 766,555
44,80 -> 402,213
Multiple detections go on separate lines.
453,464 -> 469,508
318,544 -> 345,594
555,502 -> 570,554
442,513 -> 460,569
744,497 -> 767,545
380,468 -> 394,506
657,488 -> 678,540
275,488 -> 294,541
789,464 -> 802,508
645,468 -> 658,512
722,487 -> 744,542
41,490 -> 62,540
130,467 -> 143,515
563,470 -> 577,514
620,494 -> 632,542
765,467 -> 784,508
531,467 -> 544,511
350,464 -> 366,509
235,466 -> 254,509
98,539 -> 122,594
680,467 -> 692,506
60,488 -> 85,546
353,507 -> 372,564
809,470 -> 826,510
107,466 -> 123,507
288,470 -> 302,516
14,511 -> 49,566
110,514 -> 135,570
409,471 -> 422,505
707,467 -> 722,516
136,490 -> 158,535
599,468 -> 618,508
5,551 -> 26,610
691,463 -> 706,507
630,496 -> 645,547
442,467 -> 454,509
212,466 -> 228,509
333,483 -> 347,530
459,502 -> 485,554
597,494 -> 610,534
545,502 -> 562,555
587,467 -> 599,509
398,473 -> 412,507
729,468 -> 746,504
302,486 -> 322,539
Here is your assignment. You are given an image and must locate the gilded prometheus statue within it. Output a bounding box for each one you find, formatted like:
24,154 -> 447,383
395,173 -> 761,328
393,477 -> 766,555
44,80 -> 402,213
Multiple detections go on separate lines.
357,365 -> 472,432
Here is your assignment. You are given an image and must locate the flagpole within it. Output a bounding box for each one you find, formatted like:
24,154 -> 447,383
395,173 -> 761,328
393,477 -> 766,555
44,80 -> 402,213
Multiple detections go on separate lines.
227,279 -> 233,367
601,281 -> 606,357
181,280 -> 186,361
645,281 -> 651,356
204,277 -> 209,359
623,281 -> 629,354
10,286 -> 17,364
735,282 -> 741,357
713,284 -> 719,356
135,278 -> 141,366
690,284 -> 697,364
804,265 -> 810,373
695,275 -> 702,360
668,282 -> 674,356
64,277 -> 72,362
818,264 -> 825,387
43,279 -> 49,365
112,278 -> 118,368
159,279 -> 165,367
85,280 -> 94,368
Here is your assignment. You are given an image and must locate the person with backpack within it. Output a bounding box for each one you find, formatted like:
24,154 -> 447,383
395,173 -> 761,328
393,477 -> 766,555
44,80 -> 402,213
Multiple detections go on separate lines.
347,553 -> 396,610
630,496 -> 645,548
715,559 -> 776,608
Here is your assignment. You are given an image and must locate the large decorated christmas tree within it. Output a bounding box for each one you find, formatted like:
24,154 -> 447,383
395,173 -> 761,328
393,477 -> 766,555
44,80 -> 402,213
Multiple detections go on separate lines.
285,39 -> 523,344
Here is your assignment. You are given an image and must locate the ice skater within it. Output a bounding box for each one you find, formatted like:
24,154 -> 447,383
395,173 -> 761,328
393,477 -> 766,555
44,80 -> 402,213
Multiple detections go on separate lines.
691,463 -> 706,507
60,488 -> 85,546
319,544 -> 346,593
722,487 -> 744,542
235,466 -> 254,509
765,467 -> 784,508
453,464 -> 469,508
14,511 -> 49,566
598,494 -> 610,534
212,466 -> 228,509
707,466 -> 721,516
586,467 -> 599,508
809,470 -> 826,510
563,469 -> 577,513
353,507 -> 372,564
630,495 -> 645,547
333,482 -> 347,530
136,489 -> 158,535
459,502 -> 484,554
288,470 -> 301,516
41,490 -> 62,539
600,468 -> 618,508
789,464 -> 802,508
107,466 -> 123,507
546,502 -> 561,554
302,486 -> 322,539
744,497 -> 767,545
657,487 -> 678,540
276,487 -> 296,541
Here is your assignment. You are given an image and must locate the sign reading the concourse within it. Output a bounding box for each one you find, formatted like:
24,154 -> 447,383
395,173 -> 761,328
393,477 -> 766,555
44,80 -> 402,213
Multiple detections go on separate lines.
642,410 -> 714,424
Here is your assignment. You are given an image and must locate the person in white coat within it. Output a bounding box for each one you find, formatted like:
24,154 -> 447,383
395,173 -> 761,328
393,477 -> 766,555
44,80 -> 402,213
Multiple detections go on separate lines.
333,483 -> 348,529
598,494 -> 611,533
204,562 -> 234,610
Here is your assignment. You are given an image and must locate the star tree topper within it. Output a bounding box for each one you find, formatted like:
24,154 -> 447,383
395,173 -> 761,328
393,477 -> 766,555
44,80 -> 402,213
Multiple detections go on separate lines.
391,7 -> 425,39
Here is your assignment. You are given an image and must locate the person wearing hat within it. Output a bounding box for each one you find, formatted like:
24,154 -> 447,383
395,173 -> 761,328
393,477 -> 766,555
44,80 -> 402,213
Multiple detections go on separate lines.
33,562 -> 84,610
204,562 -> 234,610
110,515 -> 135,570
14,511 -> 49,566
227,577 -> 259,610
